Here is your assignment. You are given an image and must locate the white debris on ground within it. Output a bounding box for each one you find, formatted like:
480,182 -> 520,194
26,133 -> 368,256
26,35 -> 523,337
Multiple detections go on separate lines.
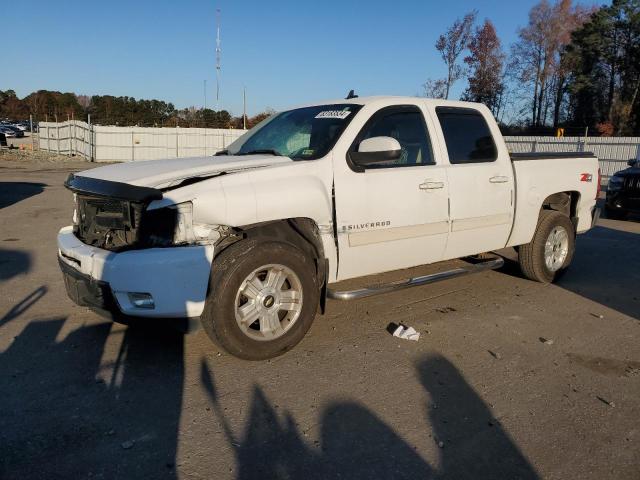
392,325 -> 421,341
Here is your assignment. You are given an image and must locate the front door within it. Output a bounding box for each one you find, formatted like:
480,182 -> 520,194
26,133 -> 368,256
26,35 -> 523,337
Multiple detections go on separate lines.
333,104 -> 450,281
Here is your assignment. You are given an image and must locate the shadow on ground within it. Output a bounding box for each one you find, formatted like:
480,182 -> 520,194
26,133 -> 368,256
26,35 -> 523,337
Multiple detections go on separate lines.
557,225 -> 640,320
494,224 -> 639,321
0,249 -> 31,281
1,288 -> 538,479
200,355 -> 539,479
0,182 -> 46,209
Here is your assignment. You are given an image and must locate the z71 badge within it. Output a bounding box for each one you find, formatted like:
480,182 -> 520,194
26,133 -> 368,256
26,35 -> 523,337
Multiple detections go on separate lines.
580,173 -> 593,182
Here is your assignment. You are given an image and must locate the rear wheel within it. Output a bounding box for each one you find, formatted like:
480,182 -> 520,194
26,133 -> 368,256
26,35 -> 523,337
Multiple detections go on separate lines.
200,240 -> 319,360
518,210 -> 575,283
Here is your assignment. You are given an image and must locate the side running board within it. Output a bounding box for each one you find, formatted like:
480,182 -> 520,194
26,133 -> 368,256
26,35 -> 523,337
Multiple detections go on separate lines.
327,257 -> 504,301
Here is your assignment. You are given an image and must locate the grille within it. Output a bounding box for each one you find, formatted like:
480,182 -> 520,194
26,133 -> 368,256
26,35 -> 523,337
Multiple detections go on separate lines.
624,176 -> 640,195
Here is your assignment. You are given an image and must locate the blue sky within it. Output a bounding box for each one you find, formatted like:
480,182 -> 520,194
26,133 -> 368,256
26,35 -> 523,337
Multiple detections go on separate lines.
1,0 -> 594,116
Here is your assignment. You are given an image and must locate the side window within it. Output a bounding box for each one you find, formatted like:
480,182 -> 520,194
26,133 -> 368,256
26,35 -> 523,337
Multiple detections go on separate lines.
436,107 -> 497,164
355,108 -> 434,168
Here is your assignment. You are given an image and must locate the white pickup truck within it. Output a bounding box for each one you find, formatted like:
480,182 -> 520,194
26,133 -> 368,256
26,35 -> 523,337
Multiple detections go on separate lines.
58,96 -> 600,359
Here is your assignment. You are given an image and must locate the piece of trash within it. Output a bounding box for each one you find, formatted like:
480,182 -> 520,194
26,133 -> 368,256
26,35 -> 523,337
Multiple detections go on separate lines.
590,313 -> 604,319
392,325 -> 421,341
539,337 -> 554,345
121,440 -> 135,449
436,306 -> 457,314
596,396 -> 615,407
488,350 -> 502,360
437,440 -> 444,448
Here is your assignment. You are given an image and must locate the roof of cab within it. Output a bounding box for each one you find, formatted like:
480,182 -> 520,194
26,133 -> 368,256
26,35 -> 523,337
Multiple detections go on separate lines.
288,95 -> 487,112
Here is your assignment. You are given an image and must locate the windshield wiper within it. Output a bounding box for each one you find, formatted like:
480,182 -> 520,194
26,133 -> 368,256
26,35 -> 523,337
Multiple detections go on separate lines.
214,149 -> 229,156
238,149 -> 283,156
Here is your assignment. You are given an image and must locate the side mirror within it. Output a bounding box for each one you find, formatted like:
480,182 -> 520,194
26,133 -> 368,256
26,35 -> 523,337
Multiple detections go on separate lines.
350,136 -> 402,168
628,159 -> 638,167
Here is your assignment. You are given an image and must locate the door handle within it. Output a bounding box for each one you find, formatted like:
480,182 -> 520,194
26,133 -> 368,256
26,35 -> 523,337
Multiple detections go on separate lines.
489,176 -> 509,183
419,181 -> 444,190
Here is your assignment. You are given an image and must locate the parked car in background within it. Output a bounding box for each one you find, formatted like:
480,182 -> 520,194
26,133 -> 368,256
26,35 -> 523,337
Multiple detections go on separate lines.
0,125 -> 24,138
605,156 -> 640,219
0,126 -> 17,138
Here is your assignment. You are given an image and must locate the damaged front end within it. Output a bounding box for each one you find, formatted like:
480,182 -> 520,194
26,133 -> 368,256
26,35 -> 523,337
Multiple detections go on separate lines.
65,174 -> 223,251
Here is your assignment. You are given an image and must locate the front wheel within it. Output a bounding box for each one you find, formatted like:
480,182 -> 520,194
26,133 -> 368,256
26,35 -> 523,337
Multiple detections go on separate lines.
200,240 -> 319,360
518,210 -> 575,283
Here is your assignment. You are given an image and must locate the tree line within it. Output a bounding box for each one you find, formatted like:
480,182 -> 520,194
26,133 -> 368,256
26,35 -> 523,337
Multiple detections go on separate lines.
0,89 -> 270,129
424,0 -> 640,136
2,0 -> 638,135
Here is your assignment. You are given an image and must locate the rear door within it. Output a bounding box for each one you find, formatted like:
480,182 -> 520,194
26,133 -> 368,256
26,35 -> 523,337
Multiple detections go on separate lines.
432,106 -> 514,259
333,104 -> 450,280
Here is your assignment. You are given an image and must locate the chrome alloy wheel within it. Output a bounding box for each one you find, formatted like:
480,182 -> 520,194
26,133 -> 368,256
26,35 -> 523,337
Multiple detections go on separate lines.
234,264 -> 303,341
544,226 -> 569,272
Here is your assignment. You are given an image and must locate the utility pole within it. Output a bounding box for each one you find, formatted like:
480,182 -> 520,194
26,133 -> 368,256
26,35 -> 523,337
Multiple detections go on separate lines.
243,87 -> 247,130
204,79 -> 207,110
216,8 -> 221,111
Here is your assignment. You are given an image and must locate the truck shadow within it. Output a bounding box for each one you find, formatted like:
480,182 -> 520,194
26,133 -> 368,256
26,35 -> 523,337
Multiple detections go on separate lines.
556,225 -> 640,321
0,182 -> 46,210
494,224 -> 639,321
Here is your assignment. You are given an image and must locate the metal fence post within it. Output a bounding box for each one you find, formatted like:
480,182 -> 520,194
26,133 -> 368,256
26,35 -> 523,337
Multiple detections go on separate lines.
30,115 -> 34,151
88,114 -> 93,162
131,129 -> 135,162
176,127 -> 179,158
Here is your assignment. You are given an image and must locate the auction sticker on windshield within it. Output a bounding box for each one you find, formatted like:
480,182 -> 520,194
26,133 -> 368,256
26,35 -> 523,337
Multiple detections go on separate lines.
315,110 -> 352,119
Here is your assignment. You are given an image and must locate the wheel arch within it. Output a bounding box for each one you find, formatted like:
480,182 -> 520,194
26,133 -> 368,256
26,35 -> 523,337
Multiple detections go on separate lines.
541,191 -> 581,230
508,190 -> 581,248
214,217 -> 330,313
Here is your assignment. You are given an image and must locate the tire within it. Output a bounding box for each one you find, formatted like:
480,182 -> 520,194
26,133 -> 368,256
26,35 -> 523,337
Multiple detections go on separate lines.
518,210 -> 575,284
604,205 -> 627,220
200,240 -> 319,360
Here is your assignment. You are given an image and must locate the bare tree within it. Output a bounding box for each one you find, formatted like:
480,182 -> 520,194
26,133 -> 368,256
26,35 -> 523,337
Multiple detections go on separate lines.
76,95 -> 91,110
435,10 -> 477,99
422,78 -> 448,99
511,0 -> 592,127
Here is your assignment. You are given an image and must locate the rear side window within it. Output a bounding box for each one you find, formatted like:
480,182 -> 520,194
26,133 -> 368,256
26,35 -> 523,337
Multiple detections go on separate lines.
436,107 -> 497,164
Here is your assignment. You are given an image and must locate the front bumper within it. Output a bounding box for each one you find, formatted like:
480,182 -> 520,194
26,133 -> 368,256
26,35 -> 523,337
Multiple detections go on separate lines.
606,191 -> 640,212
57,226 -> 214,318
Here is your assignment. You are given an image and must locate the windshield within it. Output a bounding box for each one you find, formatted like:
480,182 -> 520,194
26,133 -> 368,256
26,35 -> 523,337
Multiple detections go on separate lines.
228,104 -> 362,160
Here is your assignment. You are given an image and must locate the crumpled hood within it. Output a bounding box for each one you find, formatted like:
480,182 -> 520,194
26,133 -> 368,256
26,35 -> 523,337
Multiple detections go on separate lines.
77,154 -> 293,188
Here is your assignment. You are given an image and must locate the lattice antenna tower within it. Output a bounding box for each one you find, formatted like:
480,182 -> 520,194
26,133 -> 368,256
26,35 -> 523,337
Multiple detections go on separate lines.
216,8 -> 221,111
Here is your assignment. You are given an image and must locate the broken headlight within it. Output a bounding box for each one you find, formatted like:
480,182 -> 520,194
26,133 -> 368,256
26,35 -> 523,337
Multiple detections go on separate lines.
141,202 -> 220,247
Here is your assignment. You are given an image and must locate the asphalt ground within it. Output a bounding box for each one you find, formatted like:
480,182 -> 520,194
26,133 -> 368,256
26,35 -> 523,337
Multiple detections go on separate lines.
1,151 -> 639,479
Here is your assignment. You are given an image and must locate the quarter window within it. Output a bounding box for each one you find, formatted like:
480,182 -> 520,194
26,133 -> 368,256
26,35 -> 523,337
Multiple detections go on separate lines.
436,107 -> 497,164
